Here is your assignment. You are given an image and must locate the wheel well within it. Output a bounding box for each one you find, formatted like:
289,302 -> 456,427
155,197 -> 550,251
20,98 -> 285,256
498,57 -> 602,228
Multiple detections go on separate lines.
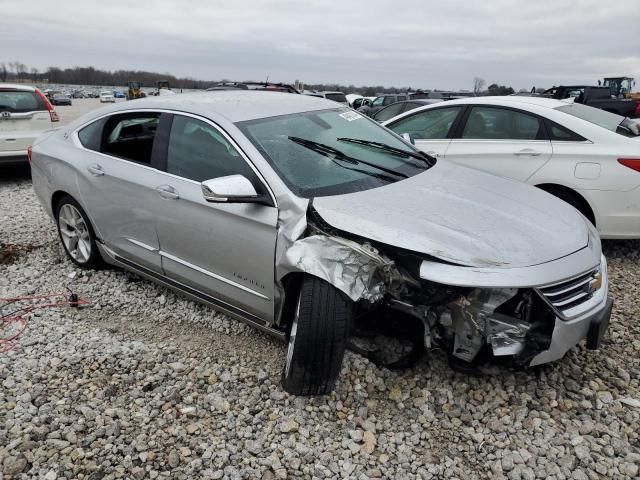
278,272 -> 305,329
51,190 -> 70,213
536,183 -> 596,225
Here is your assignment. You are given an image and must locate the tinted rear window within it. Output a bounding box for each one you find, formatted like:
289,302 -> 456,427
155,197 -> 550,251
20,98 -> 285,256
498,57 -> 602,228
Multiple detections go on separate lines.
556,103 -> 623,133
325,93 -> 348,103
0,90 -> 47,113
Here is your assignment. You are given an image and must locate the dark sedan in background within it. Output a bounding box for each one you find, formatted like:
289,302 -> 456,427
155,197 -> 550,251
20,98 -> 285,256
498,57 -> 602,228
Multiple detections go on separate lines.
50,94 -> 72,106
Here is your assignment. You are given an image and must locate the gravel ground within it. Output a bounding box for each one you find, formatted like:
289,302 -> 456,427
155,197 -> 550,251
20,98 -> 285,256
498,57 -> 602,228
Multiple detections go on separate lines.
1,171 -> 639,480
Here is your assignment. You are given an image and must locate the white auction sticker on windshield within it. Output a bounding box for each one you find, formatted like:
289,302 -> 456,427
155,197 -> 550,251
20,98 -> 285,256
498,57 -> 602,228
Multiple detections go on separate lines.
339,111 -> 362,121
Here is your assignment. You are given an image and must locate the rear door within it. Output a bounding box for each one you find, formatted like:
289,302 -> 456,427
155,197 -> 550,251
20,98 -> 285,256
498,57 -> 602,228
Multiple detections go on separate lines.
74,111 -> 169,273
0,88 -> 51,154
385,105 -> 464,158
152,113 -> 279,322
444,105 -> 552,181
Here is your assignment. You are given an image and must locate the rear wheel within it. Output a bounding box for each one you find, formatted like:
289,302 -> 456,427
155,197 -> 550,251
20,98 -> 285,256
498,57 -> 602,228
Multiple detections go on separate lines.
55,195 -> 102,269
281,275 -> 353,396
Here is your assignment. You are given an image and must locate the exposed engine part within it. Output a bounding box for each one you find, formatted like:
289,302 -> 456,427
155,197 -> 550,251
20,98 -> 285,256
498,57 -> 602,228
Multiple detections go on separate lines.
440,288 -> 534,362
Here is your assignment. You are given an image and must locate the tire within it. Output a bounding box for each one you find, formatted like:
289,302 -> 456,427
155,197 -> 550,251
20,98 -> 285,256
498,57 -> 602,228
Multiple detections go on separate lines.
55,195 -> 103,269
543,187 -> 595,225
281,275 -> 353,396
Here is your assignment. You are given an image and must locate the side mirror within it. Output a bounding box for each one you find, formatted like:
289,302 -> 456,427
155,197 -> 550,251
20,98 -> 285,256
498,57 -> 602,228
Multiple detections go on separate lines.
201,175 -> 263,203
401,133 -> 416,145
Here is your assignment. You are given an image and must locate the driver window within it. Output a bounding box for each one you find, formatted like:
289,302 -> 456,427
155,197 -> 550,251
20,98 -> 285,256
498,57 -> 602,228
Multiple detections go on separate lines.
167,115 -> 257,183
372,97 -> 385,107
388,107 -> 462,140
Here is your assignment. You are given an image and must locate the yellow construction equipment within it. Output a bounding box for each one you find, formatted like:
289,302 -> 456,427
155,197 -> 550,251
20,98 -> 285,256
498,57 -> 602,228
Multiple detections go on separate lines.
602,77 -> 639,99
126,81 -> 145,100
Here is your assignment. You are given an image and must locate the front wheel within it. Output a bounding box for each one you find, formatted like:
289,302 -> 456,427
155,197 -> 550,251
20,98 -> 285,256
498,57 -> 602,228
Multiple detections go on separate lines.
281,275 -> 353,396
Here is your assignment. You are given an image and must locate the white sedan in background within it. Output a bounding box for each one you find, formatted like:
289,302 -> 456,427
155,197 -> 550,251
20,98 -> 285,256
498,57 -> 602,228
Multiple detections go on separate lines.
383,96 -> 640,238
99,91 -> 115,103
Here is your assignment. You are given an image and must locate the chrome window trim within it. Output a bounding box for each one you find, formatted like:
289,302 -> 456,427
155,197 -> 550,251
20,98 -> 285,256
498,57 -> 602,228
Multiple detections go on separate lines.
158,249 -> 270,300
448,139 -> 551,143
548,139 -> 594,144
71,108 -> 278,207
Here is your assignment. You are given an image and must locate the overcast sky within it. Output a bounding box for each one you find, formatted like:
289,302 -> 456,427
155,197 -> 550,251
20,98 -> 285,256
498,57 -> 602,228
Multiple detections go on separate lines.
2,0 -> 639,90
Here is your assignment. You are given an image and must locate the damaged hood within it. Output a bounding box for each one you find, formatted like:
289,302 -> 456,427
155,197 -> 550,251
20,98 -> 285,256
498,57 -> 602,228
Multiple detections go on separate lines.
312,161 -> 589,269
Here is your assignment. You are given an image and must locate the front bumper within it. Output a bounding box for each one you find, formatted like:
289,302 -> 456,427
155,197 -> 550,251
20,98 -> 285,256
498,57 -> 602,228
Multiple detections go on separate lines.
529,295 -> 613,366
529,254 -> 612,366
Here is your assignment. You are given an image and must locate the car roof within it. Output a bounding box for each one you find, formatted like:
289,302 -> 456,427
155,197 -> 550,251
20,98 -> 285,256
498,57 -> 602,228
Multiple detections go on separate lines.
433,95 -> 571,110
98,90 -> 341,122
322,91 -> 345,94
0,83 -> 37,92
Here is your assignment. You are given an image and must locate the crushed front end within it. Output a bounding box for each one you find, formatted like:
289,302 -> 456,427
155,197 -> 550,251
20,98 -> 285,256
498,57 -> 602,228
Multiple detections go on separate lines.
281,209 -> 612,369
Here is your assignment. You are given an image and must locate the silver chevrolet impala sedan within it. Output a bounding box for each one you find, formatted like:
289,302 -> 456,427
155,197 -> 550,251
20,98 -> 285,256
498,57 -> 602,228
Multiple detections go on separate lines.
31,91 -> 613,395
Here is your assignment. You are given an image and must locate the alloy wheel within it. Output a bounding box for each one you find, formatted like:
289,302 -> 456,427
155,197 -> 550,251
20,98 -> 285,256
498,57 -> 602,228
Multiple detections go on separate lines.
58,203 -> 92,263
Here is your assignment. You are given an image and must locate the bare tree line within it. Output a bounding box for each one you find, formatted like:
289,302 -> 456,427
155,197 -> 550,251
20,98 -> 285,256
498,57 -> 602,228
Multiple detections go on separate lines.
1,61 -> 517,95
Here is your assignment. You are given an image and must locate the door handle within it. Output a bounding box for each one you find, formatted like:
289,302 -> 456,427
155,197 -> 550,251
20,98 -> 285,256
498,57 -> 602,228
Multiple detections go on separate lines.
87,164 -> 104,176
514,149 -> 542,156
425,151 -> 440,158
155,185 -> 180,200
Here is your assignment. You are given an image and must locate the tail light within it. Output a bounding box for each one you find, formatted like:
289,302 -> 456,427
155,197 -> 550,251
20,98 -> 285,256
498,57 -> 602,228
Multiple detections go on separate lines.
27,146 -> 32,163
618,158 -> 640,172
635,100 -> 640,116
34,88 -> 59,122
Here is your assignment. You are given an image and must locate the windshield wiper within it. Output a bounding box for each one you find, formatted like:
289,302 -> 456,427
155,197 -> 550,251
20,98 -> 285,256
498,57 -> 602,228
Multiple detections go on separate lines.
288,136 -> 408,178
336,137 -> 436,167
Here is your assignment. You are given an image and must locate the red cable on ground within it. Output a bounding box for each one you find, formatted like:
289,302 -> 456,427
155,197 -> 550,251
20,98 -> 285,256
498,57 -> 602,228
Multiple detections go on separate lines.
0,290 -> 90,353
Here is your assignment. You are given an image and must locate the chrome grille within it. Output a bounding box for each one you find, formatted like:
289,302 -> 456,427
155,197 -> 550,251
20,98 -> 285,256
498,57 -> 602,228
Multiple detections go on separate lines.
537,268 -> 601,319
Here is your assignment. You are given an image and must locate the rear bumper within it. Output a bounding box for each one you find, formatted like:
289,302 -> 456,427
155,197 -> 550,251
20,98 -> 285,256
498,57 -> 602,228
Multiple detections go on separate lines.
0,154 -> 28,165
580,187 -> 640,239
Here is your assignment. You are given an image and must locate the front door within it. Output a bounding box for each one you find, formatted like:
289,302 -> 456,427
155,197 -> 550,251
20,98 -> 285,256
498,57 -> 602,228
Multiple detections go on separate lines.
153,114 -> 278,322
385,105 -> 464,158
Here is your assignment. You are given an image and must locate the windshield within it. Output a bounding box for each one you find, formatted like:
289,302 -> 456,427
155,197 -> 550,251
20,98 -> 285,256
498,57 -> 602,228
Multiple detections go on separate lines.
325,93 -> 348,103
237,108 -> 431,197
555,103 -> 636,136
